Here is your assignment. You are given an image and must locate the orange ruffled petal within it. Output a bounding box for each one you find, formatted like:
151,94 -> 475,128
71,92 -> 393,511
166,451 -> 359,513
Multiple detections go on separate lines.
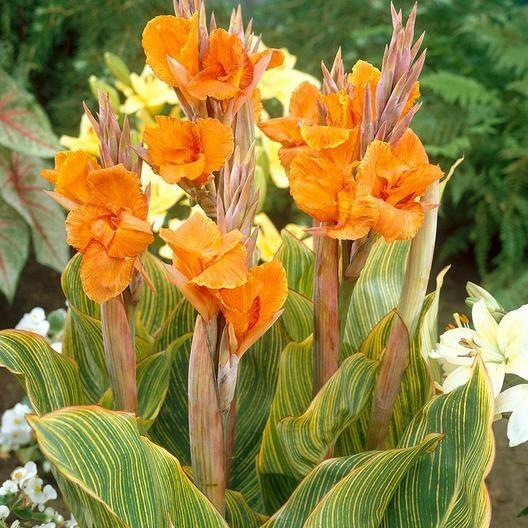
80,241 -> 135,303
220,259 -> 287,356
144,116 -> 233,185
187,29 -> 253,101
160,214 -> 249,319
289,155 -> 349,223
142,14 -> 199,88
41,151 -> 100,205
87,165 -> 148,219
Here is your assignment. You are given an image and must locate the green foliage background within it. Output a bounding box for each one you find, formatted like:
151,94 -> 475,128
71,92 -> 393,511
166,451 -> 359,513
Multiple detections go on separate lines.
1,0 -> 527,307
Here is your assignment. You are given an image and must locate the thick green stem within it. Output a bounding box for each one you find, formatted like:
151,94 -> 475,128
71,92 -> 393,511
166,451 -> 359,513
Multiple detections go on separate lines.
101,296 -> 137,413
188,317 -> 226,516
366,182 -> 440,449
313,234 -> 340,396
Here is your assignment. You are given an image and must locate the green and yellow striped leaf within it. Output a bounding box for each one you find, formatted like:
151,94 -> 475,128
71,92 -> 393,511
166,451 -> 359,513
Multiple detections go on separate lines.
149,333 -> 193,464
275,230 -> 314,298
281,290 -> 312,343
137,252 -> 182,337
258,337 -> 313,512
29,406 -> 228,528
336,310 -> 435,455
343,238 -> 409,356
230,322 -> 289,510
278,353 -> 378,478
382,359 -> 494,527
0,330 -> 85,413
264,434 -> 441,527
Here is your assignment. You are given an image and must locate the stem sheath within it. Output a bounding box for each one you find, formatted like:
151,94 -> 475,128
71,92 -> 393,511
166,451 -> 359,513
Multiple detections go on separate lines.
188,317 -> 226,516
313,234 -> 340,396
100,296 -> 137,413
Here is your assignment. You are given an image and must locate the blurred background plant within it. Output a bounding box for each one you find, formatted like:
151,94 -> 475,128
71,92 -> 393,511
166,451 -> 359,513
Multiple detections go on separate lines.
3,0 -> 526,307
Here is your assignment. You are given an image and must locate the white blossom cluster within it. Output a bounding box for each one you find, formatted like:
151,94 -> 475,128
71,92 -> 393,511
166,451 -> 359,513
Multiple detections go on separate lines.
0,462 -> 77,527
0,404 -> 33,453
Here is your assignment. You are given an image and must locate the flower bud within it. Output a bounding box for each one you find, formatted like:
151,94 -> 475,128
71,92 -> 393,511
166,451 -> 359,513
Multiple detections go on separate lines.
104,52 -> 131,86
465,281 -> 505,321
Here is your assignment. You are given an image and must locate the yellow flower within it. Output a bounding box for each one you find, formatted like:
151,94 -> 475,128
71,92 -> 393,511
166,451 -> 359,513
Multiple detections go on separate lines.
254,213 -> 312,261
59,115 -> 100,156
258,45 -> 320,113
142,162 -> 185,230
255,213 -> 282,262
259,131 -> 289,188
118,65 -> 179,116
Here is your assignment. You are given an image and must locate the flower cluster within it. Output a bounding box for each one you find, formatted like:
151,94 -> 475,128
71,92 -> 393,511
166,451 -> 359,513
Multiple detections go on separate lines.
0,461 -> 77,527
42,152 -> 153,304
142,10 -> 283,113
431,285 -> 528,447
0,404 -> 32,454
259,9 -> 443,243
161,213 -> 287,358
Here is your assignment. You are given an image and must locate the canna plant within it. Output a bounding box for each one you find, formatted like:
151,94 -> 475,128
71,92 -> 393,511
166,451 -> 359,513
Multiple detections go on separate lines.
0,2 -> 496,527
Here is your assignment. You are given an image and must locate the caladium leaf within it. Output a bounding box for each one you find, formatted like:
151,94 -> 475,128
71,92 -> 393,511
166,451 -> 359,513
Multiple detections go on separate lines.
0,67 -> 60,157
0,199 -> 29,302
0,148 -> 68,273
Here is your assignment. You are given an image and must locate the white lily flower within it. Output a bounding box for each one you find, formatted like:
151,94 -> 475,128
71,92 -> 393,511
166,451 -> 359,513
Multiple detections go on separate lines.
496,384 -> 528,447
431,300 -> 528,397
15,308 -> 49,336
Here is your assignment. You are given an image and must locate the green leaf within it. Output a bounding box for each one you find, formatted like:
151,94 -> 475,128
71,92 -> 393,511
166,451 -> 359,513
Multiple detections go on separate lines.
281,289 -> 312,342
0,67 -> 60,157
275,230 -> 314,298
149,333 -> 193,464
62,253 -> 167,402
0,330 -> 85,414
226,490 -> 267,528
343,238 -> 409,355
264,434 -> 442,527
278,353 -> 378,478
382,359 -> 494,527
137,252 -> 182,337
0,149 -> 68,273
230,322 -> 289,510
0,200 -> 29,302
29,406 -> 227,528
258,337 -> 313,512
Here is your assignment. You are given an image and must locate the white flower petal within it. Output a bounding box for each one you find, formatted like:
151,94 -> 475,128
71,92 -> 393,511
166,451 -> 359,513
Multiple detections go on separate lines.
442,366 -> 472,393
506,402 -> 528,447
498,304 -> 528,363
496,384 -> 528,414
432,327 -> 477,366
472,300 -> 500,358
484,362 -> 505,397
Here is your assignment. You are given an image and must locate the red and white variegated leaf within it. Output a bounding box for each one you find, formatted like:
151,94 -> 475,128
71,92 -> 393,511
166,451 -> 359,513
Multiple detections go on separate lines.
0,148 -> 68,273
0,67 -> 60,158
0,200 -> 29,302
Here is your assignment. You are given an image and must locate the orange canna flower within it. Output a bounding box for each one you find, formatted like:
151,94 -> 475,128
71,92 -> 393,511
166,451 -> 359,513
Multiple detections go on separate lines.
357,129 -> 443,242
186,28 -> 283,102
219,259 -> 287,357
258,81 -> 321,170
41,150 -> 101,206
160,213 -> 248,321
142,14 -> 199,90
65,164 -> 153,303
288,137 -> 379,241
143,116 -> 234,186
